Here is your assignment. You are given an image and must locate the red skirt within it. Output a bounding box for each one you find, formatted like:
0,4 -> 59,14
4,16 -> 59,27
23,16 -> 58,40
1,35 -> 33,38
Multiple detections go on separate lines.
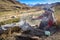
48,20 -> 53,27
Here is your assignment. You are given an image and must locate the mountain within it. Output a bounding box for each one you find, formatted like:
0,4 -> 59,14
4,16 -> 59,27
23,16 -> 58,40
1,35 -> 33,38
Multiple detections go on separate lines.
33,2 -> 60,7
33,4 -> 45,7
50,2 -> 60,7
55,2 -> 60,5
27,4 -> 34,7
32,3 -> 51,9
32,2 -> 60,9
0,0 -> 30,12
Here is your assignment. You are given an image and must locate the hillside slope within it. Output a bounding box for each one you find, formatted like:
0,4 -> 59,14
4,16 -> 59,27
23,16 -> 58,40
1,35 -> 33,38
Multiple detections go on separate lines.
55,3 -> 60,25
0,0 -> 30,12
0,0 -> 30,22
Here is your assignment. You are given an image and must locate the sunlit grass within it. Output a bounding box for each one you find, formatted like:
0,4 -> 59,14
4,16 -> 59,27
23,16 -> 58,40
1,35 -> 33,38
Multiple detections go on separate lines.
0,18 -> 20,25
55,6 -> 60,26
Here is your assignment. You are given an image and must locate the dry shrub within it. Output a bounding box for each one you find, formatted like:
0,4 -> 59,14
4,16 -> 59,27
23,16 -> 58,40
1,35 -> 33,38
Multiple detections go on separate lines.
11,26 -> 21,33
0,26 -> 21,40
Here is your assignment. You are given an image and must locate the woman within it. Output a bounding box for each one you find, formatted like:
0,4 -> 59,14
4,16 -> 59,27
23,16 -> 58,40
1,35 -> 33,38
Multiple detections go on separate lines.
32,7 -> 56,34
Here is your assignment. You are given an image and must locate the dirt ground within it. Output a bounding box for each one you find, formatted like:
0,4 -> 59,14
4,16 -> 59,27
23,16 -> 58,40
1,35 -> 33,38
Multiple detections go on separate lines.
0,26 -> 60,40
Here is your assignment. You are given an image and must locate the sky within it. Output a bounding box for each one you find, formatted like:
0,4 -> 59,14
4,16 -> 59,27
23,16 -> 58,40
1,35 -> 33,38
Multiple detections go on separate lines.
17,0 -> 60,5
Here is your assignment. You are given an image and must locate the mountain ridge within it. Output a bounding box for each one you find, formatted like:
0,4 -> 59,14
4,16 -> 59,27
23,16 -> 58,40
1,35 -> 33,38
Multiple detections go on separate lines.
0,0 -> 30,12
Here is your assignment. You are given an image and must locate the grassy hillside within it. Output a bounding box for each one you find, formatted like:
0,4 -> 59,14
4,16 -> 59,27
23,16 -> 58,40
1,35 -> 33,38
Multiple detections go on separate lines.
55,5 -> 60,25
0,0 -> 30,22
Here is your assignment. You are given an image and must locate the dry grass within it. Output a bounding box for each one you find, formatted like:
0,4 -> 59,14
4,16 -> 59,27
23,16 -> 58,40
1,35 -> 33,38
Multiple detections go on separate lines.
55,5 -> 60,26
0,18 -> 20,25
0,26 -> 21,40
